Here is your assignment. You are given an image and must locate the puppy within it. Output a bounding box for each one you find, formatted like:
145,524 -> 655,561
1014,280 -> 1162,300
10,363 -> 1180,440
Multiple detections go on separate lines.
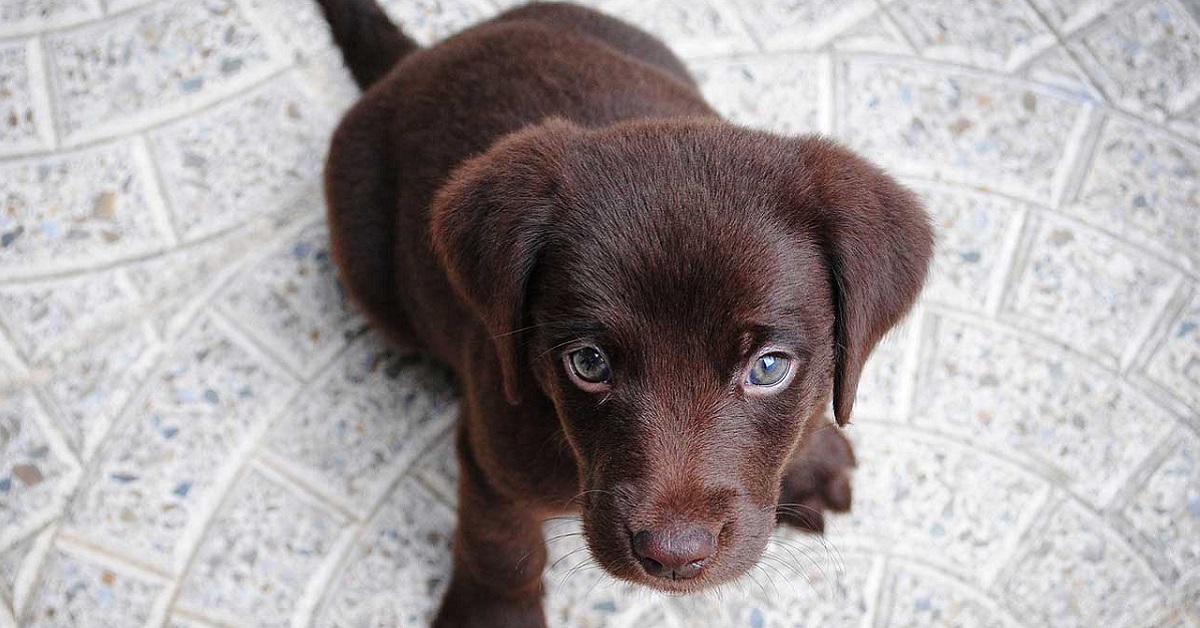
316,1 -> 933,626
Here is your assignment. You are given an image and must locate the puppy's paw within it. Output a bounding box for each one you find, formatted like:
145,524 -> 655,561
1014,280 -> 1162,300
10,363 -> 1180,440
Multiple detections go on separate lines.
776,424 -> 856,534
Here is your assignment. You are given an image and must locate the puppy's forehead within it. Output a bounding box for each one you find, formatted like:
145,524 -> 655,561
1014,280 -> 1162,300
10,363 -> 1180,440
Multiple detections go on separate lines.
544,197 -> 813,342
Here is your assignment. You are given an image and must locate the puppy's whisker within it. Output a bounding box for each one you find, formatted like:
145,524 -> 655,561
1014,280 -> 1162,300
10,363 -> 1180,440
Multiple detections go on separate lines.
769,536 -> 834,588
548,545 -> 591,573
762,549 -> 822,597
774,502 -> 847,575
745,563 -> 775,599
542,532 -> 585,545
554,555 -> 597,597
758,550 -> 808,590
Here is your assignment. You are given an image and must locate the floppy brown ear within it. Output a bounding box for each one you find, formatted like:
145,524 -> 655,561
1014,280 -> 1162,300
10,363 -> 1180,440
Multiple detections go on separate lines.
429,119 -> 579,405
789,137 -> 933,425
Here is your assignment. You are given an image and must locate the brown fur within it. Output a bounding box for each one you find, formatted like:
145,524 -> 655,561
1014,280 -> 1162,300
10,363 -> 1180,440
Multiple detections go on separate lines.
317,2 -> 933,626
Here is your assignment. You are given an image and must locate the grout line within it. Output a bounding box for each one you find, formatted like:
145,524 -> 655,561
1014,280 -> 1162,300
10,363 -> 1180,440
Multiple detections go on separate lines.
822,49 -> 837,136
0,0 -> 148,42
1103,425 -> 1183,517
983,491 -> 1060,600
891,304 -> 926,424
1049,103 -> 1103,210
151,380 -> 308,628
135,134 -> 183,247
54,530 -> 174,582
863,554 -> 890,628
24,36 -> 57,151
299,418 -> 458,625
207,308 -> 305,384
33,34 -> 62,150
984,203 -> 1031,318
10,525 -> 57,621
979,481 -> 1054,590
871,0 -> 922,55
1121,273 -> 1189,375
290,523 -> 359,628
252,450 -> 361,523
898,171 -> 1200,283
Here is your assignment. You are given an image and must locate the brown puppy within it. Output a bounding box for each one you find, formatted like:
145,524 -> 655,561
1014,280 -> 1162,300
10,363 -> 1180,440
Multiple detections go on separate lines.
316,1 -> 933,626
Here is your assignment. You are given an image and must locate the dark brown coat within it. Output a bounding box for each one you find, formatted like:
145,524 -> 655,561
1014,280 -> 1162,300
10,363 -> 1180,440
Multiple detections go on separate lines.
316,1 -> 933,626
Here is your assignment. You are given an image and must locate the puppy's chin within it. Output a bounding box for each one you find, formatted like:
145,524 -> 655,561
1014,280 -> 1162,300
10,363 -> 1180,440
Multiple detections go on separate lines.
580,510 -> 774,594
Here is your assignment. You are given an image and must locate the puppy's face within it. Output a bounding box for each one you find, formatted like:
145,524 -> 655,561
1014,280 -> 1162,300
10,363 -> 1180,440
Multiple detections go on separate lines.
431,118 -> 932,592
520,158 -> 840,595
525,174 -> 835,591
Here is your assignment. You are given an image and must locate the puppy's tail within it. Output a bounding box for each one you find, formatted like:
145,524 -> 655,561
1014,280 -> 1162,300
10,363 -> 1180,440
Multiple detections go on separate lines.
316,0 -> 419,90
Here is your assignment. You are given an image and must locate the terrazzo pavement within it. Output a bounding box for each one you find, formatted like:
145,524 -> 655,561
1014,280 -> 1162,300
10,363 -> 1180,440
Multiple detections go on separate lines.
0,0 -> 1198,626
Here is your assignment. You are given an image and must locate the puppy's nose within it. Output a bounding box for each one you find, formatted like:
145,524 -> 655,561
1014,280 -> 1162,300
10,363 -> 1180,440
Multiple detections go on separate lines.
631,527 -> 715,580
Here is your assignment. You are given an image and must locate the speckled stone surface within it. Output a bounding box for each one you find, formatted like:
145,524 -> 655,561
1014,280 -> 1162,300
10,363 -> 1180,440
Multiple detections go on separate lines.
0,1 -> 1197,627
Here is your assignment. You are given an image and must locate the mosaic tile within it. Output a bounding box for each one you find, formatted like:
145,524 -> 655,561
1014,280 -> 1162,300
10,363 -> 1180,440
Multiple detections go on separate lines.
148,75 -> 334,241
45,0 -> 280,143
693,53 -> 826,135
216,222 -> 363,377
1071,0 -> 1200,118
379,0 -> 499,46
0,139 -> 173,280
888,0 -> 1056,72
62,316 -> 296,573
36,321 -> 158,457
21,548 -> 164,628
0,389 -> 77,548
1070,116 -> 1200,275
1004,214 -> 1178,367
831,425 -> 1046,580
735,0 -> 877,51
1142,290 -> 1200,412
1027,0 -> 1123,34
1123,430 -> 1200,577
910,181 -> 1024,312
597,0 -> 755,58
263,333 -> 457,516
0,39 -> 53,156
669,553 -> 877,628
122,212 -> 303,340
852,314 -> 915,421
412,432 -> 457,506
839,56 -> 1085,204
830,10 -> 915,55
313,479 -> 453,628
1018,46 -> 1104,102
884,564 -> 1009,628
0,0 -> 100,38
240,0 -> 360,109
0,523 -> 43,614
0,270 -> 141,360
914,314 -> 1176,507
1000,499 -> 1165,628
176,466 -> 349,627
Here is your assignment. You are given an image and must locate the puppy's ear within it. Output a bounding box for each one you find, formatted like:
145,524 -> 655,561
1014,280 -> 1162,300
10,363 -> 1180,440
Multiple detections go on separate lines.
788,137 -> 933,426
430,119 -> 579,405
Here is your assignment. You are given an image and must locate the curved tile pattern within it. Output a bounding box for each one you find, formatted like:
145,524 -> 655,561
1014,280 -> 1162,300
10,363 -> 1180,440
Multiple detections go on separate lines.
0,0 -> 1196,626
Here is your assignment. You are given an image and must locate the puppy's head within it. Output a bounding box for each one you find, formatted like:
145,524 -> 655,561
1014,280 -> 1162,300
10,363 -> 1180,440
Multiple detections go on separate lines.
431,118 -> 932,591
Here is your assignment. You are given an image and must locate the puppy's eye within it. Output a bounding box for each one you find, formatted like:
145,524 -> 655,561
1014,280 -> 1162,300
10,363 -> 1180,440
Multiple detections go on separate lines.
747,353 -> 790,387
567,346 -> 611,385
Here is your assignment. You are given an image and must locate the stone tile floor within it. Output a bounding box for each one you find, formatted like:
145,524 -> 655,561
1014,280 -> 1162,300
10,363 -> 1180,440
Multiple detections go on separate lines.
0,0 -> 1197,626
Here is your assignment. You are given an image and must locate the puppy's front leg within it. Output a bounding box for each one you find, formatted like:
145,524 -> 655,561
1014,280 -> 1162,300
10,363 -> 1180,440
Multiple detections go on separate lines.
434,430 -> 548,628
